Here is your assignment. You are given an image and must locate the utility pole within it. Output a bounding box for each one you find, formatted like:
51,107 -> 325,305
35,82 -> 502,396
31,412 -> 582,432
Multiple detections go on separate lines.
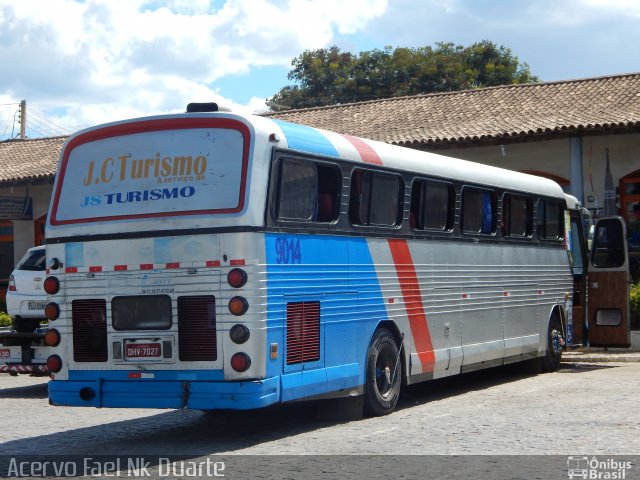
19,99 -> 26,139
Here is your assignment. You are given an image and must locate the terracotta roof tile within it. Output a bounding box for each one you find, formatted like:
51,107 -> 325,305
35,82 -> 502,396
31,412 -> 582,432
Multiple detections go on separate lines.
2,73 -> 639,184
265,73 -> 640,146
0,136 -> 65,185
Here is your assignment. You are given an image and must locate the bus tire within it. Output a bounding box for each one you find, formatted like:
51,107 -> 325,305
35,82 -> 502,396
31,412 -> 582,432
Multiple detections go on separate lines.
363,328 -> 401,416
542,315 -> 563,372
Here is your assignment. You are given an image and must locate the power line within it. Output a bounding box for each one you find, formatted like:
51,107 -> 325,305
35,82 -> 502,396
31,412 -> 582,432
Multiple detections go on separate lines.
27,113 -> 69,137
29,106 -> 76,136
0,106 -> 20,141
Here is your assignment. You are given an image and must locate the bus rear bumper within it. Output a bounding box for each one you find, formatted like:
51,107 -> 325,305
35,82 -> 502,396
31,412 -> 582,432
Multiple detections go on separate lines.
48,376 -> 280,410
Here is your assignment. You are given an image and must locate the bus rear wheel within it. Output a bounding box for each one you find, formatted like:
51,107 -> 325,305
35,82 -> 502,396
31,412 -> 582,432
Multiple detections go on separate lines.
542,316 -> 564,372
364,328 -> 401,416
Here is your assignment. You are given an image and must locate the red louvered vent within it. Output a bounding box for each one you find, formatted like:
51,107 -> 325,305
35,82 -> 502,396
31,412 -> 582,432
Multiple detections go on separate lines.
286,301 -> 320,365
72,299 -> 108,362
178,296 -> 217,361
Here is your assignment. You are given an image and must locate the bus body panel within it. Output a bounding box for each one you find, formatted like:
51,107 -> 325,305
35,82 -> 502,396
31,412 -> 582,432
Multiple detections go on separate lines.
47,110 -> 573,411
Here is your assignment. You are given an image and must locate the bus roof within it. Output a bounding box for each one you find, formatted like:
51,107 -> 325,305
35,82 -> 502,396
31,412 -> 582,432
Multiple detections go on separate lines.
47,109 -> 566,237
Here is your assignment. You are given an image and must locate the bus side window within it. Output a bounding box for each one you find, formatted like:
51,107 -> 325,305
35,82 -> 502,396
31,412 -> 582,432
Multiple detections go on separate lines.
537,199 -> 564,240
410,179 -> 454,231
277,159 -> 341,223
503,194 -> 533,238
350,169 -> 401,227
277,159 -> 317,221
462,187 -> 496,235
315,164 -> 341,222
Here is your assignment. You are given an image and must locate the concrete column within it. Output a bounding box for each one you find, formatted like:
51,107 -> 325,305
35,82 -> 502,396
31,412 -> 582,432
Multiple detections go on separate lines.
570,137 -> 584,203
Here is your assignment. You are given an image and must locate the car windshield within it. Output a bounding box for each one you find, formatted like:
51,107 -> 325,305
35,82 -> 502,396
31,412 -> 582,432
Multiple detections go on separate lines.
17,248 -> 45,271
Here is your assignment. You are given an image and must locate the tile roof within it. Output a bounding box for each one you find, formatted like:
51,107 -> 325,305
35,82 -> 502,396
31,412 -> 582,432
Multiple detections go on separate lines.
265,72 -> 640,147
2,73 -> 639,185
0,136 -> 65,185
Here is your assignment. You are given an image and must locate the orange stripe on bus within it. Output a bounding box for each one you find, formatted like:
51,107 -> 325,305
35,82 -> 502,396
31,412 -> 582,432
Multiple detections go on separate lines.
387,239 -> 435,373
340,134 -> 383,165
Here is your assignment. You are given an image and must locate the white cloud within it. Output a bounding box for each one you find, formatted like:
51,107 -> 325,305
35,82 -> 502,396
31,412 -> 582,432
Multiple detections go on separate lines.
0,0 -> 387,135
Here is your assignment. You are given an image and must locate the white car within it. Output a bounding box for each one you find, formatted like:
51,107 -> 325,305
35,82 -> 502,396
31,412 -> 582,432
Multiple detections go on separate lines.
6,245 -> 46,332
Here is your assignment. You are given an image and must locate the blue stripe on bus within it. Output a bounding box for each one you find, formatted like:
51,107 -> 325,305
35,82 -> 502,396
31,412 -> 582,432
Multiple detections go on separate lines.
264,233 -> 387,402
49,373 -> 280,410
271,120 -> 339,158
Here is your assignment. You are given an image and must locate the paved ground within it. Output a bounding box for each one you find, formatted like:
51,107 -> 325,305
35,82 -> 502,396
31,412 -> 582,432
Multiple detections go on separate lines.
1,361 -> 639,457
3,333 -> 638,478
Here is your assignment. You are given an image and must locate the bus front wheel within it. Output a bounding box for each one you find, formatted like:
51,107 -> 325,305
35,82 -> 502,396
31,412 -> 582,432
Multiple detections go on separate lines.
364,328 -> 401,416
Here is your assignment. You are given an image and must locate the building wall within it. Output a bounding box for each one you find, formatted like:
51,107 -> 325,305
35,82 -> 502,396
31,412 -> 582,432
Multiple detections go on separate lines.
0,182 -> 52,279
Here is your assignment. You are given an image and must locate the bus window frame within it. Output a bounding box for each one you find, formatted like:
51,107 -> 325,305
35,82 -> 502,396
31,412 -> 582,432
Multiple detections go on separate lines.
348,167 -> 404,230
536,198 -> 565,242
461,186 -> 498,236
410,178 -> 455,233
501,192 -> 534,239
269,152 -> 343,227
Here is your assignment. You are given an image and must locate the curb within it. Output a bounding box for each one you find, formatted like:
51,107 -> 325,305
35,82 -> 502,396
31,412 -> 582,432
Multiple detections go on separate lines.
561,352 -> 640,363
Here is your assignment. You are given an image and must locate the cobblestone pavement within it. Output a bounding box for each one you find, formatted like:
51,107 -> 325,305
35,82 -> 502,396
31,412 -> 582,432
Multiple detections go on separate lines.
1,362 -> 638,458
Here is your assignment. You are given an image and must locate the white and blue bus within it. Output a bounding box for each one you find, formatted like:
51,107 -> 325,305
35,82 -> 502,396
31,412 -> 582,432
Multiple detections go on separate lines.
43,103 -> 627,415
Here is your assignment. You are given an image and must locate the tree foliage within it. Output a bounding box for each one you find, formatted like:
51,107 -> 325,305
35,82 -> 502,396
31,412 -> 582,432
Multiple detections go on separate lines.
267,41 -> 539,111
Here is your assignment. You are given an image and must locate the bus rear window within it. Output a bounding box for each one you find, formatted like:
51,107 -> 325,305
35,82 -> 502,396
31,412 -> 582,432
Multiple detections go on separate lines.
112,295 -> 172,330
50,120 -> 249,225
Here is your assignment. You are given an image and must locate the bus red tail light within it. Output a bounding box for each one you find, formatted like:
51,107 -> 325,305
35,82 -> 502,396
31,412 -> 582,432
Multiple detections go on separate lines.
228,296 -> 248,316
47,354 -> 62,373
227,268 -> 247,288
44,276 -> 60,295
45,302 -> 60,321
230,352 -> 251,372
45,329 -> 61,347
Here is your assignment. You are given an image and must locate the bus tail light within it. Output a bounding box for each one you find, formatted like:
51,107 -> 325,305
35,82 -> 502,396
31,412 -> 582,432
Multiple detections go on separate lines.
45,329 -> 61,347
229,324 -> 250,344
45,302 -> 60,321
230,352 -> 251,372
227,268 -> 247,288
44,276 -> 60,295
228,296 -> 248,316
47,355 -> 62,373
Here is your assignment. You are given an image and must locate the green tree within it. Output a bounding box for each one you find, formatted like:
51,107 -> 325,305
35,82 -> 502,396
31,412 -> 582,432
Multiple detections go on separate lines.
267,41 -> 539,111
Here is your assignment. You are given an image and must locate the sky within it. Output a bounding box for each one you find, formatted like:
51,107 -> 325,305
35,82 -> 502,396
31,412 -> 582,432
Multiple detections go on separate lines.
1,0 -> 639,140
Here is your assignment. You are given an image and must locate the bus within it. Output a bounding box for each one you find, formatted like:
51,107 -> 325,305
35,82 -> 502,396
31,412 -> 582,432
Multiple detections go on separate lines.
44,103 -> 629,415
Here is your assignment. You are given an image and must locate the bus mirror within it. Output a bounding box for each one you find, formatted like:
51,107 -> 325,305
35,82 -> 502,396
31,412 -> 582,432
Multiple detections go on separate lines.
587,224 -> 595,252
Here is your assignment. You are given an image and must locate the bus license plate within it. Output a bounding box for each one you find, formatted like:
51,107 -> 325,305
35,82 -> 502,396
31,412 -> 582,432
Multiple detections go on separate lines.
0,348 -> 10,358
125,342 -> 161,359
28,301 -> 45,310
